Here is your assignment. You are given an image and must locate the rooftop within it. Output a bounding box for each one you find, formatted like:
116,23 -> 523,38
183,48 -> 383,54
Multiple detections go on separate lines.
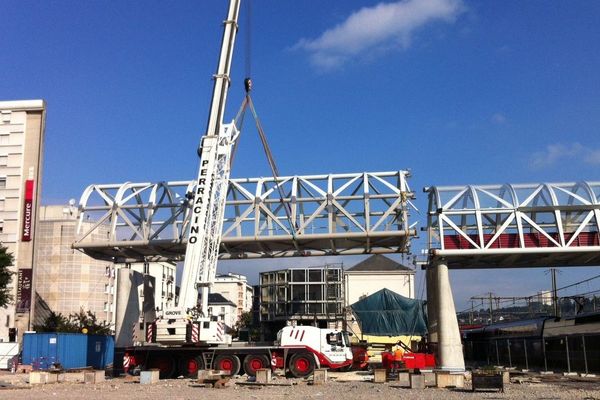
0,99 -> 45,111
208,293 -> 236,307
347,254 -> 413,273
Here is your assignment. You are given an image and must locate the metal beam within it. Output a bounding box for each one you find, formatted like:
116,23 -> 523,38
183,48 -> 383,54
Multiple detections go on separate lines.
74,171 -> 415,262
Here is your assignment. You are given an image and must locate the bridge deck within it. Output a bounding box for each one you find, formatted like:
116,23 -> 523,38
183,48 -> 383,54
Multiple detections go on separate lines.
74,171 -> 416,262
426,181 -> 600,269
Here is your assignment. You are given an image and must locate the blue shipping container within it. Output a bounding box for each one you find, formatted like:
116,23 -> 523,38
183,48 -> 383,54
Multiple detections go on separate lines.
23,333 -> 114,370
87,334 -> 114,369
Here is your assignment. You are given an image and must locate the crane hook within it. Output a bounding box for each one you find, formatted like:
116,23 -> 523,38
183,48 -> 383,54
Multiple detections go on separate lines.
244,77 -> 252,93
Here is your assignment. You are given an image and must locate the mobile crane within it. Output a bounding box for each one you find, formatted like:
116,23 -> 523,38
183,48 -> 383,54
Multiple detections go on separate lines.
118,0 -> 354,378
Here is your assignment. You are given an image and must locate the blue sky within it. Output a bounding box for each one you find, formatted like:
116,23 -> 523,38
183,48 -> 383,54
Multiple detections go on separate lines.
2,0 -> 600,310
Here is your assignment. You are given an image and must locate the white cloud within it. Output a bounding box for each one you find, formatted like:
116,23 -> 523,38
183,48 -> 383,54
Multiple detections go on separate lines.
491,112 -> 507,125
583,149 -> 600,165
531,142 -> 600,169
294,0 -> 465,70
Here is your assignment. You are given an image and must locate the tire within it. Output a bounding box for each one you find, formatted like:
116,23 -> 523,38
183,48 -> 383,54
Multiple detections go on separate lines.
213,354 -> 241,376
146,354 -> 177,379
178,355 -> 204,378
288,352 -> 315,378
338,364 -> 353,372
243,354 -> 270,377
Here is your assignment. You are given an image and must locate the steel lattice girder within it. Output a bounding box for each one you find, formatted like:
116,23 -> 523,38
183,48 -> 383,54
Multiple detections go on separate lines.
425,181 -> 600,268
73,171 -> 416,262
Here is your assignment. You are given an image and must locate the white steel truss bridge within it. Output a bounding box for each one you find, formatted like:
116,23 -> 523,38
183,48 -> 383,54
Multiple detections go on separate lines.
73,171 -> 416,262
426,181 -> 600,269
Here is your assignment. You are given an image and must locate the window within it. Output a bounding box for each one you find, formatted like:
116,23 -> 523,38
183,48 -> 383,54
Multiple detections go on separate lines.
0,178 -> 5,189
0,135 -> 8,145
0,155 -> 7,167
326,332 -> 342,346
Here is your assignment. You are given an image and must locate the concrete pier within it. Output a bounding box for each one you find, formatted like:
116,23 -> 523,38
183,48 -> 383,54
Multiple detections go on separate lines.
427,262 -> 465,371
115,268 -> 143,347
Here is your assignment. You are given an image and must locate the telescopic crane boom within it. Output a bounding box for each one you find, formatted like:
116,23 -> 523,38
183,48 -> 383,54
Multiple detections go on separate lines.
154,0 -> 241,345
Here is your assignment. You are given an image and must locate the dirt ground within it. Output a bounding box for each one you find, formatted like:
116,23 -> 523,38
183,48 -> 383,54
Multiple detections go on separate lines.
2,370 -> 600,400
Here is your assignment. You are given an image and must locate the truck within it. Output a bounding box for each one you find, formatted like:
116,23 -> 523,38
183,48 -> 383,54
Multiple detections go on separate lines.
123,325 -> 353,378
113,0 -> 354,378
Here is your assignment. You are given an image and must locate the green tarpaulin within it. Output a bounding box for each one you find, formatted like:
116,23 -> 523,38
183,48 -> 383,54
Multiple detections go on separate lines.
351,288 -> 428,336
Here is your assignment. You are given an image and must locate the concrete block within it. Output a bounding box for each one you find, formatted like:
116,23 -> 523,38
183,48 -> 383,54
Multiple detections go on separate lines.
563,372 -> 577,376
373,369 -> 387,383
423,372 -> 436,387
140,370 -> 160,384
29,371 -> 48,384
312,369 -> 327,385
580,373 -> 596,378
397,372 -> 410,386
410,374 -> 425,389
84,370 -> 105,384
255,368 -> 272,384
197,369 -> 211,380
60,372 -> 85,382
45,372 -> 59,384
502,371 -> 510,385
540,371 -> 553,375
435,372 -> 464,388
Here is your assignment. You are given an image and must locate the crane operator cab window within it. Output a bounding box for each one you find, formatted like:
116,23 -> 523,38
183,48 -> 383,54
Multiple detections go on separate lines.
326,332 -> 343,346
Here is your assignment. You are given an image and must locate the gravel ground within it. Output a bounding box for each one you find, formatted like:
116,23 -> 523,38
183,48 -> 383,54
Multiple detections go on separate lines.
2,371 -> 600,400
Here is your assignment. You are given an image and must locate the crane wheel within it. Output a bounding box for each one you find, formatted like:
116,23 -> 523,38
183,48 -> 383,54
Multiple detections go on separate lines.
338,364 -> 353,372
288,352 -> 315,378
213,354 -> 241,376
178,355 -> 204,378
146,354 -> 177,379
243,354 -> 270,376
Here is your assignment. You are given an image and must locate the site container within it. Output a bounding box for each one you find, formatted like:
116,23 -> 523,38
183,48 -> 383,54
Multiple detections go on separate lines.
22,333 -> 114,370
87,334 -> 114,369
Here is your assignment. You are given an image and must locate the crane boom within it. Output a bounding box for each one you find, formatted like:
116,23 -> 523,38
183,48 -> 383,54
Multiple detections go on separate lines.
179,0 -> 241,313
156,0 -> 242,345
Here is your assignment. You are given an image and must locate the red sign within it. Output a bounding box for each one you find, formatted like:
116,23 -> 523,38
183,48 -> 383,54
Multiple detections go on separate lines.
22,180 -> 34,241
16,269 -> 32,313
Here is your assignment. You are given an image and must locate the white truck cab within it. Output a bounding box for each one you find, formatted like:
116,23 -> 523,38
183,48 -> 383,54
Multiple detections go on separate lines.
277,326 -> 353,369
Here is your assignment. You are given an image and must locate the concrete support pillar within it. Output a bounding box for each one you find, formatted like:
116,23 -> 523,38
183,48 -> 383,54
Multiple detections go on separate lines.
142,274 -> 157,324
426,266 -> 438,344
115,268 -> 142,347
434,262 -> 465,371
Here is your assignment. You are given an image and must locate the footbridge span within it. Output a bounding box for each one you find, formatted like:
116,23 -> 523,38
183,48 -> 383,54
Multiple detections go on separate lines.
424,181 -> 600,371
73,171 -> 416,262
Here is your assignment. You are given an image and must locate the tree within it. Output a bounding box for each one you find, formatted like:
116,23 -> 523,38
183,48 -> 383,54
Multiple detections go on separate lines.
33,311 -> 75,333
34,309 -> 111,335
68,309 -> 111,335
0,245 -> 15,308
235,311 -> 253,331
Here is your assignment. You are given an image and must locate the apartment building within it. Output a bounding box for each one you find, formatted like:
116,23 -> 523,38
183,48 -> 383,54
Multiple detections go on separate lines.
0,100 -> 45,342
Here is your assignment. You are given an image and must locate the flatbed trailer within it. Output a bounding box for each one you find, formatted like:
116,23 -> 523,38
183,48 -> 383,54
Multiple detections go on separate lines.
118,343 -> 350,379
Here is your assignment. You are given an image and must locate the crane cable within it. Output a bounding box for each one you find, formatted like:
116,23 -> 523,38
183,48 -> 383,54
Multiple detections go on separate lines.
229,0 -> 299,245
231,89 -> 299,244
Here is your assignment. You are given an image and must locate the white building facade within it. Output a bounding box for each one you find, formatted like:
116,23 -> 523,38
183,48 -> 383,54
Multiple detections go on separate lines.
122,262 -> 176,316
212,273 -> 253,324
0,100 -> 45,342
344,255 -> 415,306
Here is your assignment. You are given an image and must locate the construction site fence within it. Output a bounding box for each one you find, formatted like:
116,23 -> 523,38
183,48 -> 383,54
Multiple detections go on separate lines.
464,333 -> 600,374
